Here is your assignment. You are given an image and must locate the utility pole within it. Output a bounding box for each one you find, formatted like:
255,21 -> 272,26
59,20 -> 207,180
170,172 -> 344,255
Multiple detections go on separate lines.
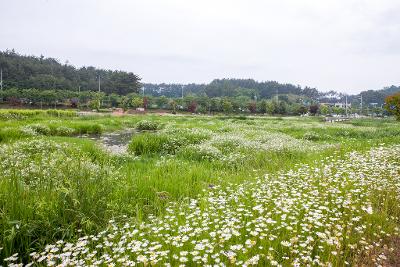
181,85 -> 184,99
98,75 -> 101,92
345,95 -> 348,117
78,86 -> 81,93
360,95 -> 363,115
0,68 -> 3,91
0,68 -> 3,104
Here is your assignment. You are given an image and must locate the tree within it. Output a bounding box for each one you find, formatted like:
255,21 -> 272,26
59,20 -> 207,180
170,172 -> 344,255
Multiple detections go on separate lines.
248,101 -> 257,113
258,100 -> 267,114
89,92 -> 105,111
309,105 -> 319,115
276,101 -> 288,115
156,96 -> 169,109
319,105 -> 330,115
222,99 -> 233,113
297,105 -> 308,115
143,97 -> 148,109
131,97 -> 143,109
266,101 -> 276,114
384,92 -> 400,120
121,96 -> 130,111
210,97 -> 222,112
188,101 -> 197,113
169,99 -> 177,114
0,50 -> 141,94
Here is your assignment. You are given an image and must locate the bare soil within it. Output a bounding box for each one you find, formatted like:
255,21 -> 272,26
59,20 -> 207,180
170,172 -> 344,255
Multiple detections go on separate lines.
357,236 -> 400,267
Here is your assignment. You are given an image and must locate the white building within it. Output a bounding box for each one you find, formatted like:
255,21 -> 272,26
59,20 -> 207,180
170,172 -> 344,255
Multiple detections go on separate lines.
334,102 -> 351,109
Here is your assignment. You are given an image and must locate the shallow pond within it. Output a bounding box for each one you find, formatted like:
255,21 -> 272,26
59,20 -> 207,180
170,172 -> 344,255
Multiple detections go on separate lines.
80,129 -> 135,154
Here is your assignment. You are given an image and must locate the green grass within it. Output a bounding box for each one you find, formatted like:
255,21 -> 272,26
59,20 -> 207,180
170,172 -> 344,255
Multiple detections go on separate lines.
0,111 -> 399,264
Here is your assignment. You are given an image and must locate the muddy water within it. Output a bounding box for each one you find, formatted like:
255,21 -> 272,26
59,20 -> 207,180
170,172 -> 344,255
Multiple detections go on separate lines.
80,129 -> 136,154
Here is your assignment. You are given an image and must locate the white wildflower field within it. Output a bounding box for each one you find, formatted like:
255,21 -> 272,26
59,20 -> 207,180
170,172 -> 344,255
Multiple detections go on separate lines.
14,146 -> 400,266
0,112 -> 400,266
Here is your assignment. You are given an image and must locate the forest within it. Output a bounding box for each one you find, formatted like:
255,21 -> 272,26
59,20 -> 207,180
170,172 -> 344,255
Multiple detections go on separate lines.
0,50 -> 399,115
0,50 -> 141,95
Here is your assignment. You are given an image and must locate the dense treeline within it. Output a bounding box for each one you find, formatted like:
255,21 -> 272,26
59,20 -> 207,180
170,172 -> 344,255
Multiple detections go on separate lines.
143,79 -> 399,106
0,87 -> 310,115
142,79 -> 319,100
0,87 -> 388,117
0,50 -> 141,95
0,50 -> 399,113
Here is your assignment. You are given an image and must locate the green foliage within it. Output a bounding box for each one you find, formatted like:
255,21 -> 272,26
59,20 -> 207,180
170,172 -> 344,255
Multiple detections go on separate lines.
131,97 -> 143,108
0,109 -> 77,120
135,120 -> 159,131
384,92 -> 400,120
222,98 -> 233,113
2,112 -> 400,263
128,133 -> 169,155
21,124 -> 51,135
319,105 -> 330,115
0,139 -> 120,261
129,128 -> 211,155
0,50 -> 141,94
303,131 -> 321,141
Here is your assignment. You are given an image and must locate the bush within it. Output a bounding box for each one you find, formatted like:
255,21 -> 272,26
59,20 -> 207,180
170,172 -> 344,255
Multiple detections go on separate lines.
179,143 -> 222,161
303,131 -> 321,141
0,139 -> 119,261
55,126 -> 76,136
0,109 -> 77,121
46,109 -> 77,117
73,123 -> 104,135
129,133 -> 169,155
20,124 -> 51,136
129,128 -> 212,155
136,120 -> 159,131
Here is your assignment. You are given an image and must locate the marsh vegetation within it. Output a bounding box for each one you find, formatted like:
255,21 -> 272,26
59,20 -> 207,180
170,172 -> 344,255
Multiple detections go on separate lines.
0,110 -> 399,266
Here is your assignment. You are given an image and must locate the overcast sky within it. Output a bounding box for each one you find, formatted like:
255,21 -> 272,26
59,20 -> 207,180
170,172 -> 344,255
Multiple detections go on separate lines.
1,0 -> 400,93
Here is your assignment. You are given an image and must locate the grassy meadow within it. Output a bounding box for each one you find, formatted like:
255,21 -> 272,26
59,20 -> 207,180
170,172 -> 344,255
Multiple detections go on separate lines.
0,109 -> 400,266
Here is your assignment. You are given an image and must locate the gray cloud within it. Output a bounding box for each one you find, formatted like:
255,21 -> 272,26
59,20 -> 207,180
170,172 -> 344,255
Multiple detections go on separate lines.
1,0 -> 400,93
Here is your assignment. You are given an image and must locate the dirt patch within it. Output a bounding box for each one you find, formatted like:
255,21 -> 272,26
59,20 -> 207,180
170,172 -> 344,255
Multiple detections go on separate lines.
356,236 -> 400,267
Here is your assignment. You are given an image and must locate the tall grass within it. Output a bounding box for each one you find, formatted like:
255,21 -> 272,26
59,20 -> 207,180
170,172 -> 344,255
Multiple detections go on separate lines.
0,114 -> 400,263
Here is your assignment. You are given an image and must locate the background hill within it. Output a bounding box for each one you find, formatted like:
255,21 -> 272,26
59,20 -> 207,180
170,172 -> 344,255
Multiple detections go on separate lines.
0,50 -> 141,95
0,50 -> 399,108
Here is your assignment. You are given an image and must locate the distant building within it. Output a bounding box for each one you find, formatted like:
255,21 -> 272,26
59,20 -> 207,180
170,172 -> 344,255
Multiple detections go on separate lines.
319,102 -> 351,109
369,103 -> 379,107
334,102 -> 351,109
319,102 -> 334,107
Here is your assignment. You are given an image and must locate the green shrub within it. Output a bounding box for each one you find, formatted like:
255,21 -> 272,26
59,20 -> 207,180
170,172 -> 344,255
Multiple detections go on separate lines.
303,131 -> 321,141
20,124 -> 51,136
0,139 -> 119,261
129,133 -> 169,155
0,109 -> 77,121
46,109 -> 77,117
73,123 -> 104,135
129,128 -> 212,155
55,126 -> 76,136
136,120 -> 159,131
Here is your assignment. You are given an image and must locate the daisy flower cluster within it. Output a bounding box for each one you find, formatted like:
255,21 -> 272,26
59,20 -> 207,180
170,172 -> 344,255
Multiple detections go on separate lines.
0,139 -> 119,189
9,145 -> 400,266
